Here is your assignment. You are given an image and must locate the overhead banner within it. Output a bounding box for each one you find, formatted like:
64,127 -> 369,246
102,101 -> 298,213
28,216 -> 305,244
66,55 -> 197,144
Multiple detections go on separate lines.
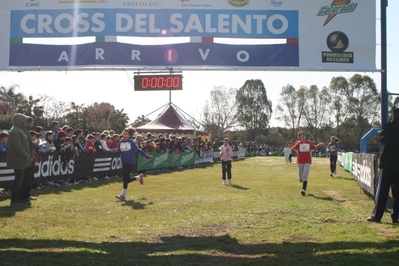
0,0 -> 376,71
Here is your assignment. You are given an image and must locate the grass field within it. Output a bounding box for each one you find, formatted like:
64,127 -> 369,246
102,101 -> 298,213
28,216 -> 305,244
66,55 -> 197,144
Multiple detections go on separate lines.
1,157 -> 398,266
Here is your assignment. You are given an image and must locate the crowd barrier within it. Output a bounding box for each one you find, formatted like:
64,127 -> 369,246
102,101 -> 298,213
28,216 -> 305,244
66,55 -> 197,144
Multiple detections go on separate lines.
0,148 -> 247,187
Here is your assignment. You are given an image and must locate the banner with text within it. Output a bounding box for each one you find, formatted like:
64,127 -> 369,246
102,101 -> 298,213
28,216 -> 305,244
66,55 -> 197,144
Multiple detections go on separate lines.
0,0 -> 376,71
352,153 -> 376,196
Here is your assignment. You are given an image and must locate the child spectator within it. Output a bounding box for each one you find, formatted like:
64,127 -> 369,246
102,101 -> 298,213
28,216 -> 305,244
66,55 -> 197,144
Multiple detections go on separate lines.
53,130 -> 66,152
60,136 -> 74,167
71,135 -> 82,157
220,138 -> 234,185
105,135 -> 115,152
93,132 -> 104,152
34,126 -> 44,141
112,134 -> 119,150
50,121 -> 60,140
0,131 -> 9,152
134,134 -> 144,149
41,131 -> 56,153
98,133 -> 106,149
66,127 -> 74,137
74,129 -> 86,151
145,140 -> 154,155
85,134 -> 96,152
28,130 -> 41,159
154,139 -> 161,153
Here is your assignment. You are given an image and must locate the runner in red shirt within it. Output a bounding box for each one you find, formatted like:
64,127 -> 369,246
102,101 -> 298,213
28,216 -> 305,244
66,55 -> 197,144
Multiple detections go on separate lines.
291,132 -> 325,196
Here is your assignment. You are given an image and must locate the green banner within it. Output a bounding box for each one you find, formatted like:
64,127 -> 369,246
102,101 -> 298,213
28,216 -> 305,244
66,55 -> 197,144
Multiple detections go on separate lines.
343,152 -> 353,173
137,151 -> 170,171
136,150 -> 197,170
179,151 -> 196,167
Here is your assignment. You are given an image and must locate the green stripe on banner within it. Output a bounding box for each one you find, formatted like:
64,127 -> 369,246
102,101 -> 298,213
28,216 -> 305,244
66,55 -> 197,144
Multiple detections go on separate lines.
10,38 -> 23,44
96,36 -> 105,42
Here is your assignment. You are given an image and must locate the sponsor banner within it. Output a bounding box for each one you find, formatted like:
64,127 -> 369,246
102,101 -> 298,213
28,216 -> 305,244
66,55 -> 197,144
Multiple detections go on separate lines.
0,0 -> 376,71
352,153 -> 375,196
137,151 -> 168,170
179,151 -> 196,166
136,150 -> 196,170
0,152 -> 122,186
0,150 -> 205,186
343,152 -> 353,173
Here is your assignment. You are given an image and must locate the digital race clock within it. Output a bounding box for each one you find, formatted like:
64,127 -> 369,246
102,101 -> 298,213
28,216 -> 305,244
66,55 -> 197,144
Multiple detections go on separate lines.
134,74 -> 183,91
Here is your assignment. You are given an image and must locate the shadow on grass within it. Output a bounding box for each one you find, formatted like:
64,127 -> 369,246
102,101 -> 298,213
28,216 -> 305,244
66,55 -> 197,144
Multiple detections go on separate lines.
228,184 -> 249,190
333,175 -> 356,181
1,235 -> 399,265
307,193 -> 335,201
121,199 -> 154,210
0,201 -> 32,217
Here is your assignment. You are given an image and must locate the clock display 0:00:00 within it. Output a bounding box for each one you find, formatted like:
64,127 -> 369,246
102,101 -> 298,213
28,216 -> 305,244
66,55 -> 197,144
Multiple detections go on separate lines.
135,75 -> 183,90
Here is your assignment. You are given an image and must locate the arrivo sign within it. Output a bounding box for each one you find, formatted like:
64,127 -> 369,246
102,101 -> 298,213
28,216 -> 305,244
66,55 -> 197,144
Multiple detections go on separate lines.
134,74 -> 183,91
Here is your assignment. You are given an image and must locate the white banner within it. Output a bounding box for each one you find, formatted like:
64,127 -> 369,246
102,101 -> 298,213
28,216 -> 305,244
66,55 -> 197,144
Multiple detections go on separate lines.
0,0 -> 377,71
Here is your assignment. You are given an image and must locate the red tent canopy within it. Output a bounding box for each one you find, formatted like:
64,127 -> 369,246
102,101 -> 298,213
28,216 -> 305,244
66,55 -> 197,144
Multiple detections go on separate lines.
136,105 -> 208,136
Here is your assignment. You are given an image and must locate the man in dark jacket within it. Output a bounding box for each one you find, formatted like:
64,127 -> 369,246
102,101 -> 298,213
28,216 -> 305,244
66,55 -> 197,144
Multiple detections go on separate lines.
367,108 -> 399,223
6,113 -> 34,203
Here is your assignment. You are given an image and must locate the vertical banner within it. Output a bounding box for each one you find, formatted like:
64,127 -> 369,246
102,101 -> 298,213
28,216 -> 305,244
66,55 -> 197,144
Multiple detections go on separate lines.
343,152 -> 353,173
352,153 -> 375,196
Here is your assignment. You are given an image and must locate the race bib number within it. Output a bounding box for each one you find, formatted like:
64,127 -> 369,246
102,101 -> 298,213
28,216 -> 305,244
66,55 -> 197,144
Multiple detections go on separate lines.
299,143 -> 310,152
120,142 -> 132,152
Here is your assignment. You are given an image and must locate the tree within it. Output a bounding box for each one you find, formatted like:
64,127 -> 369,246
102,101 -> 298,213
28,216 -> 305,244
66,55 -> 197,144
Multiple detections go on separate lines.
301,85 -> 332,143
17,95 -> 43,118
110,108 -> 129,133
131,115 -> 151,128
0,85 -> 24,115
201,86 -> 238,139
84,102 -> 116,131
275,84 -> 303,142
39,94 -> 69,127
65,102 -> 85,127
345,74 -> 380,138
328,76 -> 348,138
235,79 -> 273,140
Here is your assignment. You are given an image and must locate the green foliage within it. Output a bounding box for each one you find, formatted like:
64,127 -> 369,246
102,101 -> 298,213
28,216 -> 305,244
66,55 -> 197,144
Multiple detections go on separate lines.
1,157 -> 398,265
131,114 -> 151,128
0,115 -> 12,130
236,79 -> 273,140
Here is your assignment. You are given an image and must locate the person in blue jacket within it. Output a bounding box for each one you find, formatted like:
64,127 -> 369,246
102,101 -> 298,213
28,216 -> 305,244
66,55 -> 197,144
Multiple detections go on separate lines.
0,130 -> 9,152
115,127 -> 152,201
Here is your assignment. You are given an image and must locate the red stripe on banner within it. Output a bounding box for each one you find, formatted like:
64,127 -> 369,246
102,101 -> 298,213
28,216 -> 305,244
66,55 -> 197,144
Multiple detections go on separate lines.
287,38 -> 298,44
202,37 -> 214,43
